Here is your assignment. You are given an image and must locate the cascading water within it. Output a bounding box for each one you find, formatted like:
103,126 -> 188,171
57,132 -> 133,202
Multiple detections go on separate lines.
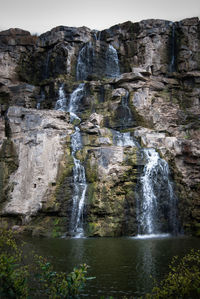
136,148 -> 179,238
67,83 -> 84,121
55,37 -> 179,239
55,84 -> 67,111
121,91 -> 132,127
76,41 -> 120,81
70,126 -> 87,237
112,130 -> 137,147
92,30 -> 101,41
68,84 -> 87,237
110,85 -> 178,238
76,42 -> 94,81
55,83 -> 87,237
106,44 -> 120,78
97,31 -> 101,41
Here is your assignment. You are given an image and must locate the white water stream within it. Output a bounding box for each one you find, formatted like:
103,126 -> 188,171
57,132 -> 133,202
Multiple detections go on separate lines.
137,148 -> 178,237
55,83 -> 87,237
106,44 -> 120,78
55,41 -> 179,239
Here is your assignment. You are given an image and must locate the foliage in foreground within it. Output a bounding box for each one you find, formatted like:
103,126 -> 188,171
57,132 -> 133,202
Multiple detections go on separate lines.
0,228 -> 94,298
146,249 -> 200,298
0,229 -> 28,298
1,227 -> 200,298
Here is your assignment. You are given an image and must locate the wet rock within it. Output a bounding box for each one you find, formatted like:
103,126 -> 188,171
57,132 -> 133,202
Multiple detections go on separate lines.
0,17 -> 200,237
85,145 -> 138,236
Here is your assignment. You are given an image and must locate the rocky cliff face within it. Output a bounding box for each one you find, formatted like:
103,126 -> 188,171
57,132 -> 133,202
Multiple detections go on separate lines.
0,17 -> 199,237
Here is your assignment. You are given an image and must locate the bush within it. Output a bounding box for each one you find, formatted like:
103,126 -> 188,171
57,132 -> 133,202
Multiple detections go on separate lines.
0,229 -> 28,298
0,228 -> 94,298
146,249 -> 200,298
35,256 -> 92,298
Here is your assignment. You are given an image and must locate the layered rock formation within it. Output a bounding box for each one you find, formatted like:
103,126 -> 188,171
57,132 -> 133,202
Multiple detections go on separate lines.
0,17 -> 199,237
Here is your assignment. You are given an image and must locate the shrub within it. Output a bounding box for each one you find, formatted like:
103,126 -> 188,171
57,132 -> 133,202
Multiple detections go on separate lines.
0,229 -> 28,298
146,249 -> 200,298
35,256 -> 92,298
0,228 -> 94,298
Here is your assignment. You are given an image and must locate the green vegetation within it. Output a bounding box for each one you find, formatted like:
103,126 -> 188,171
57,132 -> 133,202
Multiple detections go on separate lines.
146,249 -> 200,298
0,228 -> 94,298
0,140 -> 19,205
34,257 -> 92,298
0,229 -> 28,298
1,227 -> 200,298
101,249 -> 200,298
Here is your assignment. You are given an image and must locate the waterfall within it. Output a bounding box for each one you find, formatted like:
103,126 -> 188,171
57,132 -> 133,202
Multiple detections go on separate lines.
111,87 -> 178,238
76,41 -> 119,80
169,23 -> 176,73
76,42 -> 94,81
121,91 -> 132,127
70,126 -> 87,237
92,30 -> 101,41
136,148 -> 178,237
112,130 -> 137,147
67,83 -> 85,121
106,45 -> 120,78
55,84 -> 67,111
68,84 -> 87,237
92,30 -> 100,41
97,31 -> 101,41
55,83 -> 86,236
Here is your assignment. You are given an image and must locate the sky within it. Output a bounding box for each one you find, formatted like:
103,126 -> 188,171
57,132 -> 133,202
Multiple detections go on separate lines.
0,0 -> 200,34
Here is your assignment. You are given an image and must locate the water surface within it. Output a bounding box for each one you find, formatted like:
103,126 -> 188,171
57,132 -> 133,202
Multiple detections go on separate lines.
24,235 -> 200,298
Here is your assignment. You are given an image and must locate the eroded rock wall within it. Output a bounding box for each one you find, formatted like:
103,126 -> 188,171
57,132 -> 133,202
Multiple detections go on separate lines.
0,17 -> 199,236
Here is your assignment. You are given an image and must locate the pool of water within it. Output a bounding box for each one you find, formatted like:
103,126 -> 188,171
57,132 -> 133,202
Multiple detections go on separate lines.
23,235 -> 200,298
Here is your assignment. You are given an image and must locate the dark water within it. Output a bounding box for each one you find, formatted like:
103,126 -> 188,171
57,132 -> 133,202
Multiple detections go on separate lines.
23,235 -> 200,298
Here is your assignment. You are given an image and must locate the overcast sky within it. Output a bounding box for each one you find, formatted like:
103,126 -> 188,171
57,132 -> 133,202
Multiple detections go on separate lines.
0,0 -> 200,34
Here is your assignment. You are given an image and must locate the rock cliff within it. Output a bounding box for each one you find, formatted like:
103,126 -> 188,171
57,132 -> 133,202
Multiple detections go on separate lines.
0,18 -> 199,237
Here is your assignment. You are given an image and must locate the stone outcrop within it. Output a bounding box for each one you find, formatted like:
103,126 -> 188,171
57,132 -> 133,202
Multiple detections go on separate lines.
0,107 -> 73,233
0,17 -> 199,237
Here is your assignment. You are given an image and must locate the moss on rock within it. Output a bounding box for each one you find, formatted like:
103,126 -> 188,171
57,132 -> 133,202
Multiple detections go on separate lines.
0,139 -> 18,206
84,146 -> 138,236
